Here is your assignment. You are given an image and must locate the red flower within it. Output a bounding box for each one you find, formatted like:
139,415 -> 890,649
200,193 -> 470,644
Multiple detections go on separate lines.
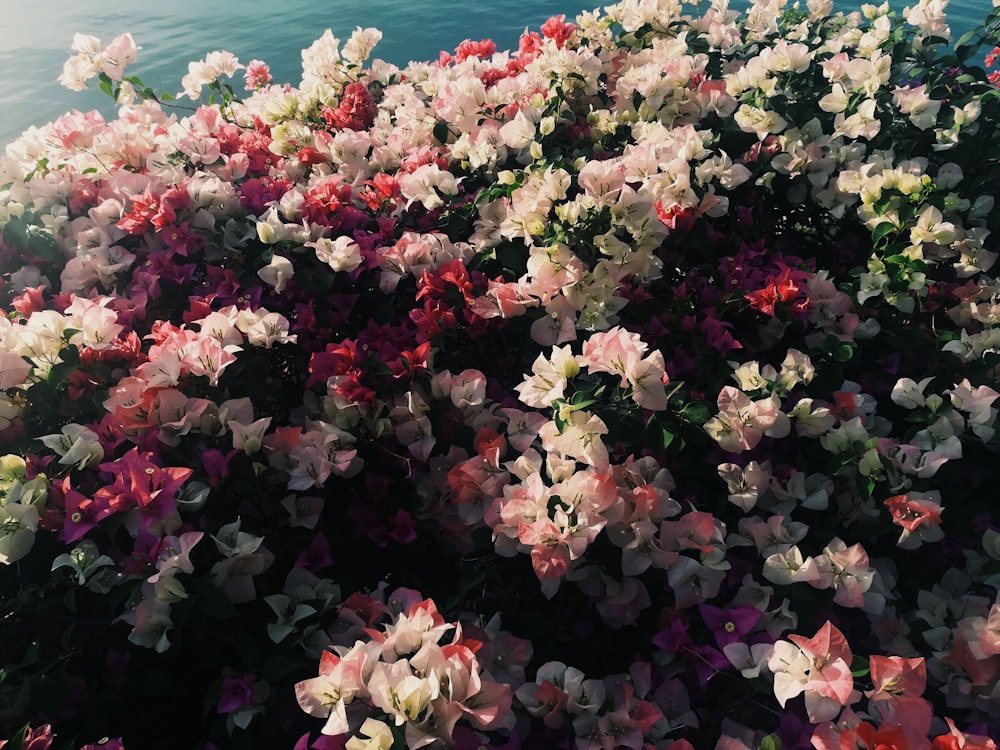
540,14 -> 577,48
453,38 -> 497,63
745,263 -> 802,316
320,82 -> 376,131
654,200 -> 698,231
884,494 -> 943,532
117,184 -> 175,235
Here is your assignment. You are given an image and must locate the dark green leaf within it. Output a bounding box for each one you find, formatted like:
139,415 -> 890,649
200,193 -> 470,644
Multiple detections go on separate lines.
833,344 -> 854,362
850,655 -> 870,677
680,401 -> 712,425
433,120 -> 451,145
27,230 -> 62,262
871,221 -> 896,246
660,428 -> 675,450
59,344 -> 80,364
662,380 -> 684,401
3,218 -> 28,249
261,656 -> 305,682
200,585 -> 238,619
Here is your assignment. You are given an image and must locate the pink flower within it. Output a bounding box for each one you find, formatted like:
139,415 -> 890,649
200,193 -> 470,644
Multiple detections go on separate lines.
767,621 -> 858,722
243,59 -> 271,90
862,656 -> 932,746
704,387 -> 789,452
884,492 -> 944,548
0,724 -> 54,750
978,599 -> 1000,656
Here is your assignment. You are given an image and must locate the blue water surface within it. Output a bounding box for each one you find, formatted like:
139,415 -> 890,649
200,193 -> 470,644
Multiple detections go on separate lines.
0,0 -> 992,147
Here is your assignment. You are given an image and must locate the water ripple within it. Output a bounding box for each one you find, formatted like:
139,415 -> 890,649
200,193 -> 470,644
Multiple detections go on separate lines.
0,0 -> 989,147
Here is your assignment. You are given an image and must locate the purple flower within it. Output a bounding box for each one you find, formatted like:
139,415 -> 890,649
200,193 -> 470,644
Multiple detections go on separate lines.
295,532 -> 334,572
217,673 -> 256,714
699,604 -> 761,648
652,612 -> 693,652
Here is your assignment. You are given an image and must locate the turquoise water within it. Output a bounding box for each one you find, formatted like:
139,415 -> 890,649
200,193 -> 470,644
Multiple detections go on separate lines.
0,0 -> 992,147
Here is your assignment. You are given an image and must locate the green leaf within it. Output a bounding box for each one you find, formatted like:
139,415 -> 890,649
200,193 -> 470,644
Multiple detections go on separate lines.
760,734 -> 782,750
660,428 -> 675,450
954,29 -> 980,49
46,359 -> 78,386
2,217 -> 28,249
99,78 -> 114,98
433,120 -> 451,145
662,380 -> 684,401
833,344 -> 855,362
8,723 -> 30,750
871,221 -> 896,246
495,243 -> 526,275
27,229 -> 62,262
59,343 -> 80,364
850,655 -> 870,677
680,401 -> 712,425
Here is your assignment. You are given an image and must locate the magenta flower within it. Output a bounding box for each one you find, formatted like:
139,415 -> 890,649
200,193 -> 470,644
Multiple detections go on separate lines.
78,740 -> 124,750
95,448 -> 193,515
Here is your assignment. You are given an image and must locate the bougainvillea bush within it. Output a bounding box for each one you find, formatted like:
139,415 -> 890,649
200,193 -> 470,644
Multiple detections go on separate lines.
4,0 -> 1000,747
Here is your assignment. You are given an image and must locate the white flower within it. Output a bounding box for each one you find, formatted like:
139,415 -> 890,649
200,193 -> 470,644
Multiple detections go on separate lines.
180,50 -> 243,99
51,539 -> 115,584
818,84 -> 850,113
39,423 -> 104,469
0,502 -> 39,565
228,418 -> 272,455
893,84 -> 941,130
834,99 -> 881,140
258,254 -> 294,293
734,104 -> 788,139
890,376 -> 935,409
341,27 -> 383,66
308,236 -> 363,273
0,394 -> 24,432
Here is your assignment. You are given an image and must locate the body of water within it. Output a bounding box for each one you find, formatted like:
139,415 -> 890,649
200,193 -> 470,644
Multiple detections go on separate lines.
0,0 -> 992,148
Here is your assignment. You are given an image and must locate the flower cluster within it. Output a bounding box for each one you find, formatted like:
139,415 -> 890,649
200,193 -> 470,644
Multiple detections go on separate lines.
295,592 -> 516,748
3,0 -> 1000,748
